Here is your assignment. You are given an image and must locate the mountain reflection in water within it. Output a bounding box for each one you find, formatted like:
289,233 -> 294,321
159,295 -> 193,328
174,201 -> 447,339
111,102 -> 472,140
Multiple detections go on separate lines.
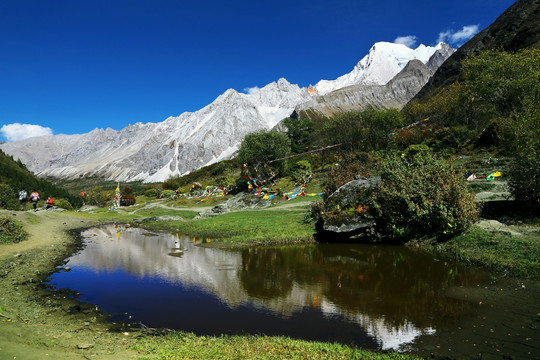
46,225 -> 490,351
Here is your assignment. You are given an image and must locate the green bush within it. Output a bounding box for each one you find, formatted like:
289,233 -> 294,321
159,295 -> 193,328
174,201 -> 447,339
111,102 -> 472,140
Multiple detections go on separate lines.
86,186 -> 113,207
0,184 -> 16,209
54,198 -> 73,210
289,160 -> 312,185
324,156 -> 371,198
507,155 -> 540,204
372,154 -> 480,240
0,216 -> 27,244
145,188 -> 158,198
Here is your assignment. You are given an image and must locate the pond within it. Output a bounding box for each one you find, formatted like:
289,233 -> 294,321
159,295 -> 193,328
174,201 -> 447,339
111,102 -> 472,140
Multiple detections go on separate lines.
45,225 -> 539,357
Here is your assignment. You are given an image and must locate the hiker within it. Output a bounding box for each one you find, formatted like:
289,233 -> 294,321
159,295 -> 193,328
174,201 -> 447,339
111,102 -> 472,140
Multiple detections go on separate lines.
45,196 -> 54,209
80,191 -> 86,205
19,188 -> 28,211
29,189 -> 40,212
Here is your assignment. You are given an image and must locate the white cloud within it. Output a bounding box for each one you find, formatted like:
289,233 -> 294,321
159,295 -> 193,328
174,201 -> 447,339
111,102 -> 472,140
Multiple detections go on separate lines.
243,86 -> 259,94
437,25 -> 480,46
394,35 -> 417,48
0,123 -> 53,141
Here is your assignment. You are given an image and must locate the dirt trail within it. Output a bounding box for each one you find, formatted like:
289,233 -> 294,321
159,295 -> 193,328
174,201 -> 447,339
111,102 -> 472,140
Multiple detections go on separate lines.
0,209 -> 144,359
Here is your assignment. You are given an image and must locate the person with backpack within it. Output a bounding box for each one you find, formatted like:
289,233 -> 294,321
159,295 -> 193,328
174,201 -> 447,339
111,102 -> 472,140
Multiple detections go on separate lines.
19,188 -> 28,211
29,189 -> 40,212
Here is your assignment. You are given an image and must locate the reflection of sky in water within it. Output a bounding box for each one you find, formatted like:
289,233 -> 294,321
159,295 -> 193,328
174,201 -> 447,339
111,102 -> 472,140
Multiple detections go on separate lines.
47,225 -> 489,351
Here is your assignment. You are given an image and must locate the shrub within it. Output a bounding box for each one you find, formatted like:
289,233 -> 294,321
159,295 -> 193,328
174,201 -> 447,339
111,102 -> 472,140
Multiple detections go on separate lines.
121,193 -> 136,206
0,216 -> 27,244
145,188 -> 158,198
289,160 -> 312,185
507,156 -> 540,204
0,184 -> 15,209
86,186 -> 113,207
372,154 -> 480,240
324,156 -> 370,198
54,198 -> 73,210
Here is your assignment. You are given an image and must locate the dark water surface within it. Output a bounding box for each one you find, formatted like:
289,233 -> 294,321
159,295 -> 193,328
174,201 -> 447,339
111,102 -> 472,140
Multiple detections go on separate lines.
46,225 -> 540,357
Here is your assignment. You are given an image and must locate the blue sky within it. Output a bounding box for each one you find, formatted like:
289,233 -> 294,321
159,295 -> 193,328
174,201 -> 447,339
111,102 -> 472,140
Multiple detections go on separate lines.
0,0 -> 516,142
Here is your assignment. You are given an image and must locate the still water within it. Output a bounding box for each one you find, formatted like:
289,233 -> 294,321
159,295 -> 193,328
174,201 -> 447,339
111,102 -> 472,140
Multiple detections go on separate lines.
47,224 -> 492,352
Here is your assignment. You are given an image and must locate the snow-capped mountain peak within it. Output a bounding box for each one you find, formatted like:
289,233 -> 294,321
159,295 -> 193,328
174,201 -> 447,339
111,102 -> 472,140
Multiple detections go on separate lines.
313,41 -> 452,95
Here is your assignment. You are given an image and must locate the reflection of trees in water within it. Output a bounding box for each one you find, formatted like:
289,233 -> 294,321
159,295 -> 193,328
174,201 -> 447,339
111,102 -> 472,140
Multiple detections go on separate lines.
239,244 -> 489,329
240,248 -> 294,299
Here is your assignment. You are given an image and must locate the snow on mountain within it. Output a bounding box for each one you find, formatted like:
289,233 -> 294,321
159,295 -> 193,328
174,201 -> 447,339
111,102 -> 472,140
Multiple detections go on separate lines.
0,79 -> 311,183
296,43 -> 455,117
313,42 -> 450,95
0,42 -> 453,183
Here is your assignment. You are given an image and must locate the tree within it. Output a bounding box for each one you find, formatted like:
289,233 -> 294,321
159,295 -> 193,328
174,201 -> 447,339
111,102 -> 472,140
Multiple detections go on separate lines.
359,107 -> 405,151
237,130 -> 291,165
462,48 -> 540,118
463,48 -> 540,204
502,105 -> 540,204
283,116 -> 314,154
237,130 -> 291,180
318,107 -> 405,152
320,111 -> 363,149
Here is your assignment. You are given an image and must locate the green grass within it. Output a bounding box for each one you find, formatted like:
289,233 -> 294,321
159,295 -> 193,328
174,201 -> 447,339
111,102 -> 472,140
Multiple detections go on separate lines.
143,208 -> 317,245
0,215 -> 27,244
133,331 -> 420,360
432,225 -> 540,279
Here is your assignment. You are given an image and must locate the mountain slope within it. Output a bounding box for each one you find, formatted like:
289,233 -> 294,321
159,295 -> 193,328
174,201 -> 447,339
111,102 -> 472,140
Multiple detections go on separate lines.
411,0 -> 540,102
297,43 -> 454,117
0,42 -> 452,183
313,42 -> 453,95
0,149 -> 79,206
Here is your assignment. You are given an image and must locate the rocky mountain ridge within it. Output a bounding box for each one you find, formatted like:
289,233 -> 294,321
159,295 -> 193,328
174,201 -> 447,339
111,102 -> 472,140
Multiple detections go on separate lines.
1,41 -> 454,183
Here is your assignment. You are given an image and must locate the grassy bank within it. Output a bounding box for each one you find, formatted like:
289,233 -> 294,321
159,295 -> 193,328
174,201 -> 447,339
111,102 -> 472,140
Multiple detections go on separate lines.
133,332 -> 420,360
2,196 -> 538,359
427,225 -> 540,280
143,208 -> 317,245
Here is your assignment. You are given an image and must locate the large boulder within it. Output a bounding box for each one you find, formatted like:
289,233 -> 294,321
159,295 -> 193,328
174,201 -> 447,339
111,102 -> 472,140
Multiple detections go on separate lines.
317,176 -> 380,239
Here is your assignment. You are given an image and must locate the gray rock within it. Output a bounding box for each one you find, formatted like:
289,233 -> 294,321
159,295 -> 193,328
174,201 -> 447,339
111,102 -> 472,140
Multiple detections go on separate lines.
197,192 -> 271,218
321,176 -> 380,234
476,219 -> 522,237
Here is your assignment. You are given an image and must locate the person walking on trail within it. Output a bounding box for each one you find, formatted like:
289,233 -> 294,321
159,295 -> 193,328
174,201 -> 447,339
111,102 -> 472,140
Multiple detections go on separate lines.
29,189 -> 40,212
19,188 -> 28,211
